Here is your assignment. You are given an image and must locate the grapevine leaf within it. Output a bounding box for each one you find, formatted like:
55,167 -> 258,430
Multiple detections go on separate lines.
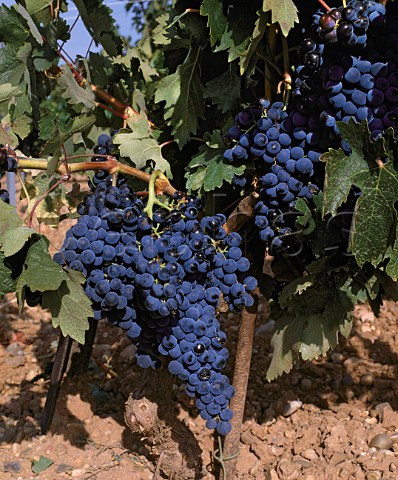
295,193 -> 346,256
262,0 -> 299,37
42,113 -> 96,175
155,46 -> 205,148
31,456 -> 54,474
215,29 -> 249,64
385,229 -> 398,281
200,0 -> 227,47
152,13 -> 179,46
267,261 -> 357,380
24,0 -> 52,25
0,6 -> 29,46
213,3 -> 258,67
322,120 -> 398,266
0,251 -> 15,297
71,0 -> 123,57
42,270 -> 92,344
204,65 -> 240,113
186,166 -> 206,194
186,140 -> 245,192
17,237 -> 67,292
38,109 -> 58,140
0,43 -> 31,86
1,125 -> 18,150
12,4 -> 43,45
9,113 -> 31,139
0,83 -> 22,104
0,225 -> 36,258
240,8 -> 267,73
0,202 -> 37,257
113,47 -> 158,84
113,114 -> 171,177
58,64 -> 96,111
266,313 -> 304,381
21,173 -> 68,226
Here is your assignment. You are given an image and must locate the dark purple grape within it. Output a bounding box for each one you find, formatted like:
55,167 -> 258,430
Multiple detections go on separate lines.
319,13 -> 336,31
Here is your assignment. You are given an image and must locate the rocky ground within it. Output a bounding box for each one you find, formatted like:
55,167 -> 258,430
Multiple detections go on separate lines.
1,177 -> 398,479
1,295 -> 398,480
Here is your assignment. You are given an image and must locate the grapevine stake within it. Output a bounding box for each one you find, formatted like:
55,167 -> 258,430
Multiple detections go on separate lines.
219,289 -> 260,480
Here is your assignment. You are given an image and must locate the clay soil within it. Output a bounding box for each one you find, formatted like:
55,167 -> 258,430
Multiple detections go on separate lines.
1,184 -> 398,480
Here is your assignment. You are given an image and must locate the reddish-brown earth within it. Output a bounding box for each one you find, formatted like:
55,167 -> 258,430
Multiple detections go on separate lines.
1,295 -> 398,480
1,178 -> 398,479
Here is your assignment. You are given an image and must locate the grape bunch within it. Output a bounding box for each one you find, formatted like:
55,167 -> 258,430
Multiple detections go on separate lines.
223,101 -> 325,249
313,0 -> 386,47
0,146 -> 18,204
54,136 -> 258,434
294,0 -> 398,141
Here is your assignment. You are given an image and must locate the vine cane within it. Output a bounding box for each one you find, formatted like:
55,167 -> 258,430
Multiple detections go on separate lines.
219,289 -> 260,479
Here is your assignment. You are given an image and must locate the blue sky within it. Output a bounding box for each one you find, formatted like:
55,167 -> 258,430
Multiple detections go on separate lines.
1,0 -> 139,58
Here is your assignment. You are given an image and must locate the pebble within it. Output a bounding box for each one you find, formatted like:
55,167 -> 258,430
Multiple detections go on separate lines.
120,344 -> 137,362
240,430 -> 258,445
342,373 -> 354,386
373,402 -> 392,421
344,356 -> 361,368
71,468 -> 87,477
365,418 -> 378,425
282,400 -> 302,417
331,352 -> 344,363
5,344 -> 24,356
366,473 -> 381,480
369,433 -> 392,450
5,355 -> 25,367
3,461 -> 22,473
293,457 -> 312,469
300,378 -> 312,391
56,464 -> 73,473
301,449 -> 318,461
360,373 -> 375,387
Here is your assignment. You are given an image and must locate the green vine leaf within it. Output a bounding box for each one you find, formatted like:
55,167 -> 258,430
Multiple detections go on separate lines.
16,236 -> 67,293
0,202 -> 37,257
13,4 -> 43,46
267,262 -> 358,380
113,47 -> 158,84
0,251 -> 15,298
155,46 -> 205,148
322,120 -> 398,266
0,83 -> 22,105
58,65 -> 96,111
200,0 -> 227,47
152,13 -> 179,46
185,133 -> 246,192
113,114 -> 171,177
22,173 -> 69,226
204,65 -> 240,113
24,0 -> 52,26
71,0 -> 123,57
240,8 -> 267,73
42,269 -> 92,344
262,0 -> 299,36
41,113 -> 96,175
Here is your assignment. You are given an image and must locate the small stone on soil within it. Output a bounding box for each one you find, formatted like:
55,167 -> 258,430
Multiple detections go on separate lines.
369,433 -> 392,450
282,400 -> 302,417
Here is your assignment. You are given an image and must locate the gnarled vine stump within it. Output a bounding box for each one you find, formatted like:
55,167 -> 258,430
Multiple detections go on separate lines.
125,369 -> 202,479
